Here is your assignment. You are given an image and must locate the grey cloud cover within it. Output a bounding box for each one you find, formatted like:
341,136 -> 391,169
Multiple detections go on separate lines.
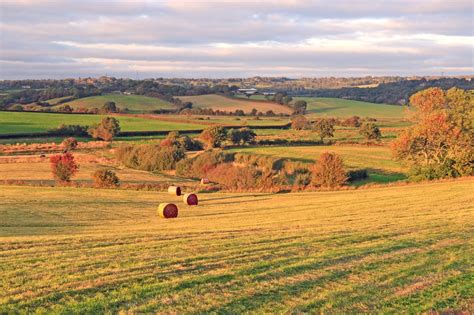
0,0 -> 472,78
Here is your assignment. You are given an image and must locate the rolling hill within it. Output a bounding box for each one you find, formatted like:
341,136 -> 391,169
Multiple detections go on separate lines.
53,94 -> 175,113
1,179 -> 472,312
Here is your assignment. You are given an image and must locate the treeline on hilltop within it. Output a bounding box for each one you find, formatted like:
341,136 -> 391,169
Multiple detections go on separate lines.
294,78 -> 474,105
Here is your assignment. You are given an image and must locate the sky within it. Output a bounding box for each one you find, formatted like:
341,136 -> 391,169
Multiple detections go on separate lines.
0,0 -> 473,79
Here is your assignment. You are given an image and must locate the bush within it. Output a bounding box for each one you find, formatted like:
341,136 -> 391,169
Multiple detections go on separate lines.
50,124 -> 89,137
93,169 -> 120,188
311,152 -> 347,188
60,137 -> 78,151
115,143 -> 185,172
175,150 -> 233,178
294,172 -> 312,187
229,128 -> 256,145
50,152 -> 79,183
347,169 -> 368,182
291,115 -> 309,130
342,116 -> 361,127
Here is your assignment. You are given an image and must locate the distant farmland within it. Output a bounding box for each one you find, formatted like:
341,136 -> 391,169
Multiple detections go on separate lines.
53,94 -> 175,113
180,94 -> 293,114
298,97 -> 405,119
1,179 -> 472,312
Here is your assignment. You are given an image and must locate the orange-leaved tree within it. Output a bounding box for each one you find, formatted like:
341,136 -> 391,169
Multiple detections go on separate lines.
391,87 -> 473,180
311,152 -> 347,188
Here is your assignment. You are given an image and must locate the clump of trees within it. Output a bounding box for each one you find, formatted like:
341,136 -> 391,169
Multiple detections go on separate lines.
291,115 -> 310,130
50,152 -> 79,183
392,87 -> 473,180
116,143 -> 185,172
93,169 -> 120,188
88,117 -> 120,141
160,131 -> 203,151
200,126 -> 228,148
292,100 -> 307,115
101,101 -> 118,113
229,128 -> 256,145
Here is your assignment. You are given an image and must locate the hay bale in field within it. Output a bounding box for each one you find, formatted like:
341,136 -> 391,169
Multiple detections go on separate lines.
168,186 -> 181,196
200,178 -> 210,185
183,193 -> 198,206
158,203 -> 178,218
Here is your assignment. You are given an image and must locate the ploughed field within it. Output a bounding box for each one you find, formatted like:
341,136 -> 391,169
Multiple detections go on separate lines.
1,179 -> 473,313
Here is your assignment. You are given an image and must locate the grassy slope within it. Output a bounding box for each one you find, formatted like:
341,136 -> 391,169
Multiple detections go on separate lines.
228,145 -> 404,172
180,94 -> 293,114
297,97 -> 405,119
0,112 -> 204,134
54,94 -> 175,113
1,180 -> 473,312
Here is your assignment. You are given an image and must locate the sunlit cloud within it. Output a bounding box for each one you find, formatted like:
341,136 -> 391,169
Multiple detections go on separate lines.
0,0 -> 472,78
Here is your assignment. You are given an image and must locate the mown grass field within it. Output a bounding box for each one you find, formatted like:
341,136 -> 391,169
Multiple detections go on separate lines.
1,179 -> 473,313
0,112 -> 204,135
180,94 -> 293,114
297,97 -> 405,119
53,94 -> 175,113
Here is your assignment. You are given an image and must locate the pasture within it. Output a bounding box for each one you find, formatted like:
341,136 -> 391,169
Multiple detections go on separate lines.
1,179 -> 473,313
228,145 -> 407,183
179,94 -> 293,114
54,94 -> 175,113
298,97 -> 406,119
0,112 -> 204,135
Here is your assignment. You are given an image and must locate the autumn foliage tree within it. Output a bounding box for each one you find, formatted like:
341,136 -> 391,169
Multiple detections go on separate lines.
60,137 -> 78,151
88,117 -> 120,141
392,87 -> 473,180
200,126 -> 228,148
50,152 -> 79,183
311,152 -> 347,188
93,169 -> 120,188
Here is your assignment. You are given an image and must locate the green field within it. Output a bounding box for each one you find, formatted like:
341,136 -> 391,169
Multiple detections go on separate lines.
53,94 -> 175,113
228,145 -> 404,172
180,94 -> 293,114
1,180 -> 473,313
0,112 -> 204,135
297,97 -> 405,119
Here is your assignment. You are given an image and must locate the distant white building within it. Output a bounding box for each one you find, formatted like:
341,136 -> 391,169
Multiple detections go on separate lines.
237,88 -> 258,95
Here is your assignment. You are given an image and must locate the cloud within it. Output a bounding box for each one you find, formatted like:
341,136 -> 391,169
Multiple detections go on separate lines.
0,0 -> 472,78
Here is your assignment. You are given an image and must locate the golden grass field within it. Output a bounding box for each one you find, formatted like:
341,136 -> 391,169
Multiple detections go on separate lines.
179,94 -> 294,114
1,179 -> 473,313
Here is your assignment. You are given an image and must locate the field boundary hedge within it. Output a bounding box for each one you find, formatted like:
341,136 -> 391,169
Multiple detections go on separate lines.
0,123 -> 292,139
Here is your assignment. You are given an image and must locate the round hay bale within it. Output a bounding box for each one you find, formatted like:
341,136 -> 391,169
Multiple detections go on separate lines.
168,186 -> 181,196
200,178 -> 210,185
183,193 -> 198,206
158,203 -> 178,218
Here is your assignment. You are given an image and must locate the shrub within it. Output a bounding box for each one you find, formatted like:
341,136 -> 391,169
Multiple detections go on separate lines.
101,101 -> 117,113
342,116 -> 361,127
291,115 -> 309,130
359,122 -> 382,141
60,137 -> 78,151
50,152 -> 79,183
50,124 -> 89,137
115,143 -> 185,172
88,117 -> 121,141
347,169 -> 368,182
93,169 -> 120,188
311,152 -> 347,188
294,172 -> 312,187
